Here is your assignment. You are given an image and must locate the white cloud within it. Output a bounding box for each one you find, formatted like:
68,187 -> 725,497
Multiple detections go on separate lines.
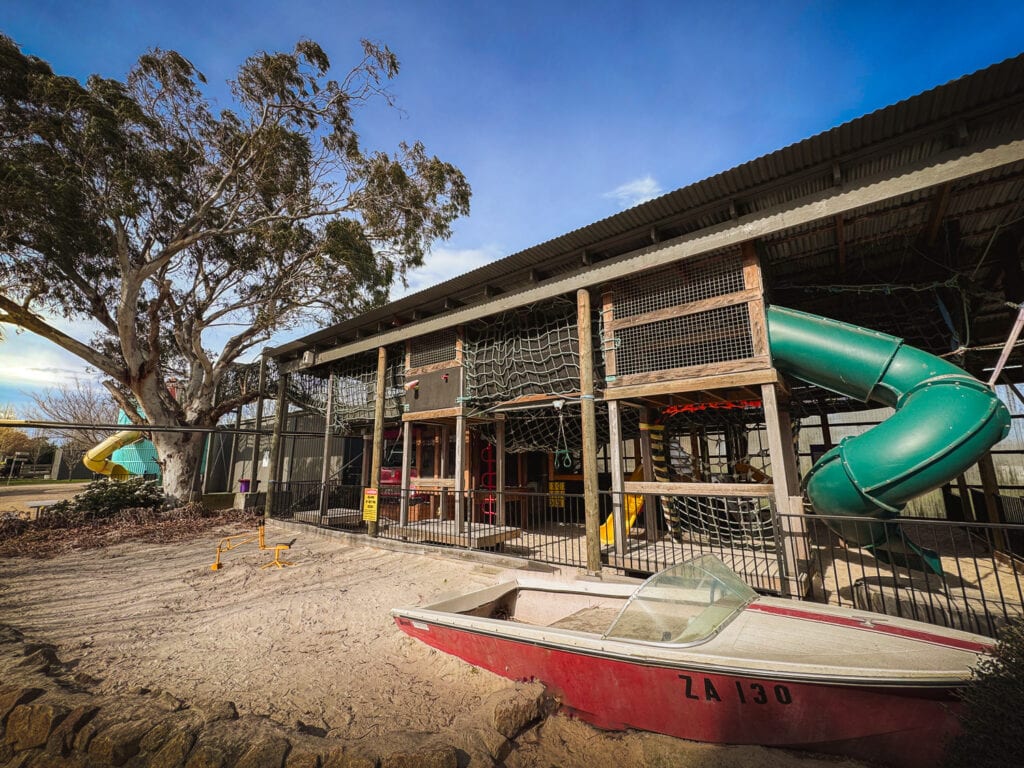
604,175 -> 663,208
0,330 -> 98,387
392,244 -> 505,299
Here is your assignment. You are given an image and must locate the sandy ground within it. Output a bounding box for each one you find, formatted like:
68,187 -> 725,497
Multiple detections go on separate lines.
0,522 -> 867,767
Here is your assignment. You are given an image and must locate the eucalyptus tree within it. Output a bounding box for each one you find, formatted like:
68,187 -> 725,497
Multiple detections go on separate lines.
0,35 -> 470,499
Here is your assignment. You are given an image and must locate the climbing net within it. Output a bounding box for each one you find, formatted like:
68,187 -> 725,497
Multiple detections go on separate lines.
462,297 -> 601,407
286,349 -> 404,433
657,403 -> 777,548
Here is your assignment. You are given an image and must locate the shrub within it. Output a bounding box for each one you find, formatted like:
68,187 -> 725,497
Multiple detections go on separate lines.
945,617 -> 1024,767
62,477 -> 166,521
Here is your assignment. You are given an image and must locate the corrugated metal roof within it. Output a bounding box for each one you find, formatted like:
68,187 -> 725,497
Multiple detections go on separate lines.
271,52 -> 1024,359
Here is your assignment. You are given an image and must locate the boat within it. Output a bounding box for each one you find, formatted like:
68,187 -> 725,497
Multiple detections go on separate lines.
392,555 -> 992,767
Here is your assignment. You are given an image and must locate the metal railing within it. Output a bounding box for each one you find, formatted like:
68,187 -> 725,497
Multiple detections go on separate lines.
267,481 -> 1024,636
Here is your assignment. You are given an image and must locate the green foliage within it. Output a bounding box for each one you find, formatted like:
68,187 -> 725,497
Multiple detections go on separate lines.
47,478 -> 166,523
0,34 -> 470,500
945,618 -> 1024,767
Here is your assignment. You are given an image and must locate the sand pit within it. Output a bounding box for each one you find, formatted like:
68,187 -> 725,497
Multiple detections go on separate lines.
0,521 -> 867,767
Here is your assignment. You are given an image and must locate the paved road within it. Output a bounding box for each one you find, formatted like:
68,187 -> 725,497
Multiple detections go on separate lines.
0,482 -> 89,515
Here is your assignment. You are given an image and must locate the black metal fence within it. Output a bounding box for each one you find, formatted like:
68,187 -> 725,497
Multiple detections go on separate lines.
267,481 -> 1024,636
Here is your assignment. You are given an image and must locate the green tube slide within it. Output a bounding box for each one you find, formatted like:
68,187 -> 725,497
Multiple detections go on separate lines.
766,306 -> 1011,573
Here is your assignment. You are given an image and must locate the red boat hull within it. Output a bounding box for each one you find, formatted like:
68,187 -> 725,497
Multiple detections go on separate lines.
395,616 -> 962,768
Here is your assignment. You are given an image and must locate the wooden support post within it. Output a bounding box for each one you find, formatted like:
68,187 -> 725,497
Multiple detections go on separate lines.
608,400 -> 627,555
360,434 -> 371,486
761,382 -> 807,595
367,346 -> 387,537
318,373 -> 335,519
578,288 -> 602,573
454,414 -> 466,533
976,452 -> 1008,551
399,420 -> 413,525
956,473 -> 975,521
496,416 -> 507,526
263,371 -> 288,519
639,413 -> 659,543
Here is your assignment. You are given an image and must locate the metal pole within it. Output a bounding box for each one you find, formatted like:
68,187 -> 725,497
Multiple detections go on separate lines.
318,373 -> 335,520
578,288 -> 602,574
252,354 -> 268,489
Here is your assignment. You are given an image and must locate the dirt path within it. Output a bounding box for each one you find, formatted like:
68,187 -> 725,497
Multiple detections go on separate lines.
0,481 -> 89,515
0,523 -> 866,767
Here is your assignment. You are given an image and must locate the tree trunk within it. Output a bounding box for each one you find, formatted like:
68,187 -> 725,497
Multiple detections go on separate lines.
150,430 -> 207,503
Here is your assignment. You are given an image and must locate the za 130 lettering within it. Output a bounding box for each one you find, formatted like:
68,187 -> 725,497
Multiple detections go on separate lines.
679,674 -> 793,705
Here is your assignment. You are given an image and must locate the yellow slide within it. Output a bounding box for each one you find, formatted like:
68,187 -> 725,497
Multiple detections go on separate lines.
83,431 -> 143,480
600,465 -> 645,545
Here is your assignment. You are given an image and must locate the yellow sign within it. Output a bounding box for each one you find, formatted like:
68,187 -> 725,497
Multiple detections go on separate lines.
361,488 -> 379,522
549,481 -> 565,509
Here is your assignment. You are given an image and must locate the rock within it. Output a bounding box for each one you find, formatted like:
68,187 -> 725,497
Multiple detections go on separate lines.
380,745 -> 458,768
45,704 -> 98,756
489,685 -> 547,738
148,728 -> 199,768
17,646 -> 61,673
235,735 -> 291,768
0,740 -> 12,764
155,690 -> 185,712
198,700 -> 238,724
139,715 -> 199,753
479,727 -> 512,763
87,718 -> 151,766
27,750 -> 93,767
185,744 -> 229,768
5,702 -> 69,751
284,748 -> 321,768
72,719 -> 99,752
0,688 -> 45,727
321,746 -> 376,768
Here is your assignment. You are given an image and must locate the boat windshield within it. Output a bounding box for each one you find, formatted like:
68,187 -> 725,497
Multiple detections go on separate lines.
603,555 -> 757,645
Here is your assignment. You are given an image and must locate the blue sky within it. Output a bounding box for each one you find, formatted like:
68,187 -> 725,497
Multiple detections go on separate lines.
2,0 -> 1024,413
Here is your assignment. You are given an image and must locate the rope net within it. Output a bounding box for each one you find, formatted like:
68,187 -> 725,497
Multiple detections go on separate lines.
656,405 -> 776,548
462,297 -> 600,407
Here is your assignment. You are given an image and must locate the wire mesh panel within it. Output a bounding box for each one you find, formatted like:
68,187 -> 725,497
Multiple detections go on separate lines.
604,248 -> 763,381
615,303 -> 755,376
612,250 -> 745,320
409,329 -> 458,369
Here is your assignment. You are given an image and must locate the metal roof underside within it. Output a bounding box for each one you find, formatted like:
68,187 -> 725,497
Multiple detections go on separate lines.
270,53 -> 1024,377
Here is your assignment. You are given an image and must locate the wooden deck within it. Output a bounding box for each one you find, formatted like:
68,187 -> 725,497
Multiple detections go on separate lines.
292,507 -> 367,528
390,520 -> 522,549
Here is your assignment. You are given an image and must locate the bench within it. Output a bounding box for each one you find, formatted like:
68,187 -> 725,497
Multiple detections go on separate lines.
24,500 -> 61,520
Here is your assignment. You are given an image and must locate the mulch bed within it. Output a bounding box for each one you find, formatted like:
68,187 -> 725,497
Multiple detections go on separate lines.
0,508 -> 256,559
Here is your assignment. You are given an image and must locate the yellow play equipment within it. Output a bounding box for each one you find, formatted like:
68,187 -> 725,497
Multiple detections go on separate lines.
211,520 -> 294,570
83,430 -> 143,480
599,465 -> 646,545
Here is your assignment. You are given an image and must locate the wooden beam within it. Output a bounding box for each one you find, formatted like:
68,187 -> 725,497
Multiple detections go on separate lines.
625,481 -> 774,497
606,362 -> 778,399
606,288 -> 762,332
